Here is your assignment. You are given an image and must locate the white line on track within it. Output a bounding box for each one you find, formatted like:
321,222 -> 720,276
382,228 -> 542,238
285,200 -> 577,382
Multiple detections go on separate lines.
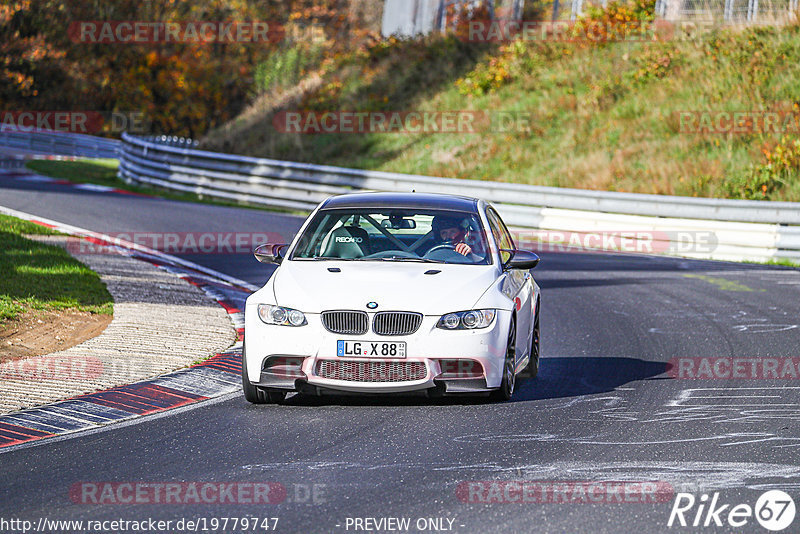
0,204 -> 259,291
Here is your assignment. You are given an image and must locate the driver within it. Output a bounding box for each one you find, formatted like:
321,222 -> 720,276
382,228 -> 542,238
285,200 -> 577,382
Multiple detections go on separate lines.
431,215 -> 474,257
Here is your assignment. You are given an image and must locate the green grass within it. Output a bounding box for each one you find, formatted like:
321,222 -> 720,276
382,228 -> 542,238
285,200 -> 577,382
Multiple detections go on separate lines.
25,159 -> 306,215
26,159 -> 187,199
765,258 -> 800,267
742,257 -> 800,268
25,159 -> 121,187
203,14 -> 800,202
0,214 -> 64,236
0,214 -> 113,322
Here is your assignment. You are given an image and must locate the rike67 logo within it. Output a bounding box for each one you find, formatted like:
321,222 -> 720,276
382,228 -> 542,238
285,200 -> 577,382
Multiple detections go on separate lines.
668,490 -> 796,531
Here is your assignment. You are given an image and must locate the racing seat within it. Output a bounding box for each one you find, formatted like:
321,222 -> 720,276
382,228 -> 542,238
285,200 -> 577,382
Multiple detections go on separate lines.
322,226 -> 371,259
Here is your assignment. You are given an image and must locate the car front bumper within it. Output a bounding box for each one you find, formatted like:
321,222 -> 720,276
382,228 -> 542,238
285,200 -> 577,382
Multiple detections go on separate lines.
244,309 -> 512,393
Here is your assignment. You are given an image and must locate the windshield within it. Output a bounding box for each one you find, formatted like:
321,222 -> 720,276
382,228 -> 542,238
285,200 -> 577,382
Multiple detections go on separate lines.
290,208 -> 492,265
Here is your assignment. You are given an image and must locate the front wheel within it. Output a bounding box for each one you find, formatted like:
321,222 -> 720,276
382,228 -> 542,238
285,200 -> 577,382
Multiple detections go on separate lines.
521,309 -> 540,379
491,318 -> 516,401
241,345 -> 286,404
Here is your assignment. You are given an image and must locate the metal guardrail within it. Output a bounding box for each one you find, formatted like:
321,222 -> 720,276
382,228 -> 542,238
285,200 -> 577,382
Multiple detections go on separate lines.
1,129 -> 798,263
115,133 -> 800,263
118,133 -> 800,224
0,128 -> 120,159
0,157 -> 26,170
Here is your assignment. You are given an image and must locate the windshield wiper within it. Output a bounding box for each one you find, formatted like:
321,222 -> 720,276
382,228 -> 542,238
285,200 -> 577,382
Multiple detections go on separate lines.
360,256 -> 444,263
305,256 -> 358,261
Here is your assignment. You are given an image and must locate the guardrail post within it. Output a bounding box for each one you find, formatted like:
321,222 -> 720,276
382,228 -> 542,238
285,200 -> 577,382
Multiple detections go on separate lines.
664,0 -> 682,20
513,0 -> 524,20
747,0 -> 759,21
570,0 -> 582,20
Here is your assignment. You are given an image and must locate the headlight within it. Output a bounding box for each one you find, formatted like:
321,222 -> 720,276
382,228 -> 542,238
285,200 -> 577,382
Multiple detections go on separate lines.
258,304 -> 307,327
436,309 -> 496,330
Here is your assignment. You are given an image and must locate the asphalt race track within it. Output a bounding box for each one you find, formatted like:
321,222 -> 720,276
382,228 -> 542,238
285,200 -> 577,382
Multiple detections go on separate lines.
2,173 -> 800,533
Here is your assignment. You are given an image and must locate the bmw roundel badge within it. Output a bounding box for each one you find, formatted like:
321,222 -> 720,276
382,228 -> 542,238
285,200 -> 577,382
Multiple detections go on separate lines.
366,302 -> 378,310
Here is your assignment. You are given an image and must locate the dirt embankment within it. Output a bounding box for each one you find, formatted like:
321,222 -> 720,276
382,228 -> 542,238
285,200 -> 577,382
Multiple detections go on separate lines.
0,310 -> 112,363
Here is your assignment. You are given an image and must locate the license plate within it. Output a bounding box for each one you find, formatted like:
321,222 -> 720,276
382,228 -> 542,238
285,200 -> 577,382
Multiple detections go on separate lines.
337,340 -> 406,358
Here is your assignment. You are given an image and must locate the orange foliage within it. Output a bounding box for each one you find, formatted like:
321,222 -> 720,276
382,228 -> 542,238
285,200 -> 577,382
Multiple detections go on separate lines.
0,0 -> 376,137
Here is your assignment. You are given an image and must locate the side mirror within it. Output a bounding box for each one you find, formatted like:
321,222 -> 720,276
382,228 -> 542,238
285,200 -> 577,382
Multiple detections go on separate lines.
502,250 -> 540,271
254,243 -> 289,265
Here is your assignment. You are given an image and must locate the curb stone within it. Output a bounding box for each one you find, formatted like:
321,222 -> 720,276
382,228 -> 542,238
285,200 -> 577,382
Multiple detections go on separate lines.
0,208 -> 254,450
0,235 -> 235,414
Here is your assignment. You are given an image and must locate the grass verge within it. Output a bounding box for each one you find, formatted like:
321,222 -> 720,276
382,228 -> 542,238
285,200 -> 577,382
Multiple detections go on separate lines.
742,257 -> 800,268
0,213 -> 113,322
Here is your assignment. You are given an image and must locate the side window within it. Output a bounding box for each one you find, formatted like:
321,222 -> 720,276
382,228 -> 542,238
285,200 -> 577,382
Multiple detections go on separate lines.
463,216 -> 486,257
486,208 -> 513,265
496,210 -> 516,253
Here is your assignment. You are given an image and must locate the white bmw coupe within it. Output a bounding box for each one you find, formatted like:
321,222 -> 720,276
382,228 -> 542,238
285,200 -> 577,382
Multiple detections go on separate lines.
242,192 -> 540,403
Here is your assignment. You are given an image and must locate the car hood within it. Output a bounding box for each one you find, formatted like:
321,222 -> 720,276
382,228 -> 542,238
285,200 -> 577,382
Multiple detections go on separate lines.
272,261 -> 498,315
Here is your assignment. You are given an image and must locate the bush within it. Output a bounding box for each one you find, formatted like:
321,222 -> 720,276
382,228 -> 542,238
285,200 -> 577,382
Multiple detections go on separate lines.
725,136 -> 800,199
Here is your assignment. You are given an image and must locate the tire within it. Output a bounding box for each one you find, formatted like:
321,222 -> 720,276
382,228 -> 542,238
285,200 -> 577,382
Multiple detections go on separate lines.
491,317 -> 516,401
522,307 -> 540,379
241,344 -> 286,405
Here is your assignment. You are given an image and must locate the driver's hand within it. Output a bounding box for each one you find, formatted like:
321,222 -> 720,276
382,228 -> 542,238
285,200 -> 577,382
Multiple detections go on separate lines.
455,243 -> 472,256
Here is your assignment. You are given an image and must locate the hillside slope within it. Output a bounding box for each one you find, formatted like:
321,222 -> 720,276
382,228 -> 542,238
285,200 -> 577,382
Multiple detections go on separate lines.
203,4 -> 800,201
